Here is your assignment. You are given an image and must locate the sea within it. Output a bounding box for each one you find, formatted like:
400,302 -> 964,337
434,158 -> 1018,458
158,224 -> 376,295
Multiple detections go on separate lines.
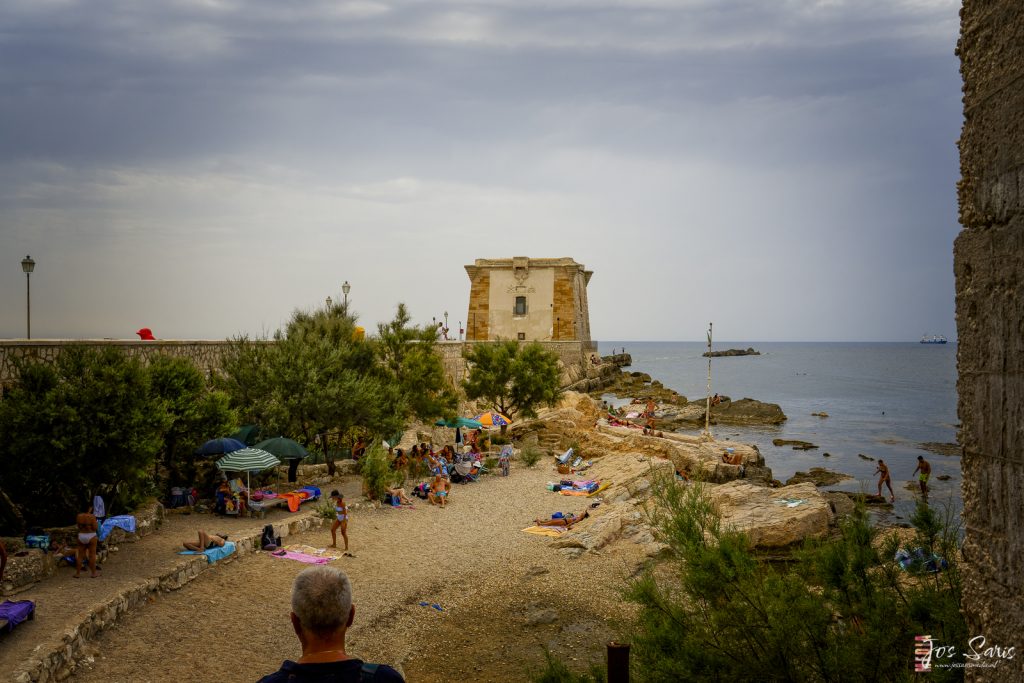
597,341 -> 961,524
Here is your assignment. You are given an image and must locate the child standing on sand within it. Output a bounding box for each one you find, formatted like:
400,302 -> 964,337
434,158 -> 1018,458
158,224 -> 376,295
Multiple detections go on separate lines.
329,490 -> 348,551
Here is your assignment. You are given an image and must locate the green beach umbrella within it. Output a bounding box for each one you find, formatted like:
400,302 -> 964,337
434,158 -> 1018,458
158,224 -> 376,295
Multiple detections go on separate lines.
254,437 -> 309,461
230,424 -> 262,447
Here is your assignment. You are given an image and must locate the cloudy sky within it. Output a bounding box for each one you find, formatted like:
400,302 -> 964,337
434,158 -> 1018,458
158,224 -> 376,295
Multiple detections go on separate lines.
0,0 -> 962,342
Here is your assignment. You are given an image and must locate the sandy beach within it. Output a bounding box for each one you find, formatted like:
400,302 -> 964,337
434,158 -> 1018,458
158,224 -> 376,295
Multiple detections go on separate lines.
30,461 -> 646,683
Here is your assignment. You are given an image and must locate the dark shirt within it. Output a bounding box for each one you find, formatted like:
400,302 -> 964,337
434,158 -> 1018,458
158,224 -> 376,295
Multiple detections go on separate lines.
257,659 -> 404,683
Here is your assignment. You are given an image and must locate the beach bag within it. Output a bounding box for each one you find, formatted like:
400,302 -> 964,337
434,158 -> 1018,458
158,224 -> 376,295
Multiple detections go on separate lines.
260,524 -> 276,550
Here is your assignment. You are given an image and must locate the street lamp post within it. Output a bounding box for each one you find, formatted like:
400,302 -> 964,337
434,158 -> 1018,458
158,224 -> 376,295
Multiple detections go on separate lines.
21,255 -> 35,339
443,310 -> 449,340
342,280 -> 351,308
326,296 -> 333,308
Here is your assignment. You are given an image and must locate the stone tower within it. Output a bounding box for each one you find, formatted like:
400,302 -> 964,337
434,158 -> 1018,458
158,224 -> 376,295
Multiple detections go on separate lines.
464,257 -> 593,342
956,1 -> 1024,680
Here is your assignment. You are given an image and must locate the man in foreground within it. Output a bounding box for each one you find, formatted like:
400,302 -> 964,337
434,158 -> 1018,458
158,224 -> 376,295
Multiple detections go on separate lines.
258,566 -> 404,682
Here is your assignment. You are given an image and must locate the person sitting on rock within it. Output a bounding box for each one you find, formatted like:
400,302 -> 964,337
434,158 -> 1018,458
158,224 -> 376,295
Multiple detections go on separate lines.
533,511 -> 588,528
721,450 -> 743,466
711,393 -> 722,407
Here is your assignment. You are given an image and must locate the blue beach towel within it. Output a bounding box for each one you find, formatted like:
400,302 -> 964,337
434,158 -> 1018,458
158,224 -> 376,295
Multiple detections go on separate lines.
179,541 -> 237,564
98,515 -> 137,541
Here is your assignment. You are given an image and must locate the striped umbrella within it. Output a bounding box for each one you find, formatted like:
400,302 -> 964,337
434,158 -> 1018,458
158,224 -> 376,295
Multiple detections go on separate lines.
216,447 -> 281,492
473,411 -> 512,427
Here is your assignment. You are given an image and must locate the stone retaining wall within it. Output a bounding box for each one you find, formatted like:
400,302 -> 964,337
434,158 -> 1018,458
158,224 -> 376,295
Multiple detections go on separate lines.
2,502 -> 165,596
11,511 -> 326,683
0,339 -> 592,393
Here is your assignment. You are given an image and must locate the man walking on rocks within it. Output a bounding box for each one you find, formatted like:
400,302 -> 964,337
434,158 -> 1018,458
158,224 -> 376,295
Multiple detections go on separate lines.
258,566 -> 404,682
912,455 -> 931,496
875,460 -> 895,503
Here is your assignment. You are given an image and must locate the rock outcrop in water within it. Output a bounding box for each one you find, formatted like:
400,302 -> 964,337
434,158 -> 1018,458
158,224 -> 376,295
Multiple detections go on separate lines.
703,347 -> 761,357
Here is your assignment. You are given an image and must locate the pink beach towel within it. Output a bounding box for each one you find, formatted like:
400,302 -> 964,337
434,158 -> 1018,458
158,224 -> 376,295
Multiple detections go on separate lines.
271,550 -> 331,565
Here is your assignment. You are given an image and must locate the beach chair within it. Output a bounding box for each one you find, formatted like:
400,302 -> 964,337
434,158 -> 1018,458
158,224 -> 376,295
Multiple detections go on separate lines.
556,448 -> 574,465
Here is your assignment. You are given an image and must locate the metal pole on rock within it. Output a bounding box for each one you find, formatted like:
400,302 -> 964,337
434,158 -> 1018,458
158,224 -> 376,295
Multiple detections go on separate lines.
704,322 -> 713,439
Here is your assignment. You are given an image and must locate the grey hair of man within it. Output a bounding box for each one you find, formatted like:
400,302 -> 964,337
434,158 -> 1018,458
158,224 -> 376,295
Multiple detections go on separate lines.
291,566 -> 354,636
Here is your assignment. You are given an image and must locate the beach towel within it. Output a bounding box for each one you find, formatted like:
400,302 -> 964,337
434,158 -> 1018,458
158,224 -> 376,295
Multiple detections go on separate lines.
287,544 -> 345,559
522,526 -> 565,537
0,600 -> 34,632
92,495 -> 106,518
179,541 -> 236,564
271,550 -> 331,565
98,515 -> 137,541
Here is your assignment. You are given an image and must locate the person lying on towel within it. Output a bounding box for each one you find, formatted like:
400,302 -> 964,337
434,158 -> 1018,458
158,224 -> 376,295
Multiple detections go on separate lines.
182,530 -> 228,552
533,511 -> 588,528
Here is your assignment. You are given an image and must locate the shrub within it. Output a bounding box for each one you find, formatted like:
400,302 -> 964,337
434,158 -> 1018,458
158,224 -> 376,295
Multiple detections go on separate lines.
359,445 -> 393,501
483,457 -> 498,472
490,434 -> 510,446
314,499 -> 336,520
625,471 -> 966,681
520,446 -> 543,468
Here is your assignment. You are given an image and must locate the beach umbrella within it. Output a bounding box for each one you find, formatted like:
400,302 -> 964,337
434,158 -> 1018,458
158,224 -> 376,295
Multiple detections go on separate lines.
254,437 -> 309,461
216,447 -> 281,492
230,425 -> 262,447
434,417 -> 483,430
473,411 -> 512,427
195,437 -> 246,457
254,437 -> 310,483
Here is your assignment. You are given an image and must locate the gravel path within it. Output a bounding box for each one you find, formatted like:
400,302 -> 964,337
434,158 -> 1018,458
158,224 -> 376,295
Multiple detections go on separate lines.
69,465 -> 642,683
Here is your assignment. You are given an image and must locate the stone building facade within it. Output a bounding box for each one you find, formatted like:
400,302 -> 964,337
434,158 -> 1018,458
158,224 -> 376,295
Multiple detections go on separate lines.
464,257 -> 593,344
956,2 -> 1024,680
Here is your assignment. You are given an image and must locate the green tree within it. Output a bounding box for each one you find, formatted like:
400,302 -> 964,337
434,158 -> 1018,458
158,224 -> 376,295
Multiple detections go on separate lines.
376,303 -> 458,423
219,302 -> 405,474
462,340 -> 562,432
0,347 -> 166,526
147,355 -> 235,487
625,474 -> 966,682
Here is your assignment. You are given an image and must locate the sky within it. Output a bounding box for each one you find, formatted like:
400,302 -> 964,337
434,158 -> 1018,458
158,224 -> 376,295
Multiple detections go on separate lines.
0,0 -> 964,342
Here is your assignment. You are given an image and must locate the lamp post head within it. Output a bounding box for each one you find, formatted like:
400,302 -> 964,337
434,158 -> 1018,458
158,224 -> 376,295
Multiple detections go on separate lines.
342,281 -> 351,295
21,255 -> 35,274
326,296 -> 333,308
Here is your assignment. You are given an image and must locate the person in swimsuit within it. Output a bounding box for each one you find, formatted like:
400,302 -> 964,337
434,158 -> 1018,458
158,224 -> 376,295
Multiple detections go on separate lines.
182,530 -> 227,552
75,505 -> 100,578
912,456 -> 931,495
875,460 -> 895,502
329,490 -> 349,550
534,511 -> 588,528
428,474 -> 449,507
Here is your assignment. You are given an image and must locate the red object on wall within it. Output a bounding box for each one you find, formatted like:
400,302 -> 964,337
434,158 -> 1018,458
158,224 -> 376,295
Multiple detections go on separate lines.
136,328 -> 155,340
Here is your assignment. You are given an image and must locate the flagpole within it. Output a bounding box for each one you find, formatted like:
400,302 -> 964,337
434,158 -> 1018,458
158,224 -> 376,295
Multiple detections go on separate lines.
704,322 -> 713,440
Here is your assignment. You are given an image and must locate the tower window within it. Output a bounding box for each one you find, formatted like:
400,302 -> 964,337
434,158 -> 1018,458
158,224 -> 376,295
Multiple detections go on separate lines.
514,296 -> 527,316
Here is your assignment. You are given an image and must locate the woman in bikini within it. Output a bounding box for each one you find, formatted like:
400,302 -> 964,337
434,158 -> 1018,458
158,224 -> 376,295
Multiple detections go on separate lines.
329,490 -> 349,551
74,505 -> 100,578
